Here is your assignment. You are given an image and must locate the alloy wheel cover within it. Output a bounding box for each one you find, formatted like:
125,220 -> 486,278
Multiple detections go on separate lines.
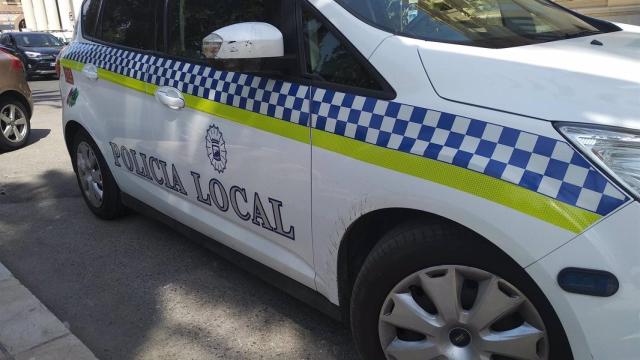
378,265 -> 548,360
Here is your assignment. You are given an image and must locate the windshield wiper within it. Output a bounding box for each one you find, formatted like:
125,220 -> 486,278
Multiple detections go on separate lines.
564,29 -> 601,39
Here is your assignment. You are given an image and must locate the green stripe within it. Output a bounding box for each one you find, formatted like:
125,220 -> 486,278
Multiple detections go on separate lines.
62,57 -> 601,233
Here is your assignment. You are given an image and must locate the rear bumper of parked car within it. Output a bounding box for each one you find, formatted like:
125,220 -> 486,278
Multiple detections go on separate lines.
528,201 -> 640,360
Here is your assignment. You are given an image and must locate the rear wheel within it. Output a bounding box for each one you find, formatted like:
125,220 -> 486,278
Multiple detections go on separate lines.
350,221 -> 573,360
72,129 -> 126,219
0,99 -> 30,152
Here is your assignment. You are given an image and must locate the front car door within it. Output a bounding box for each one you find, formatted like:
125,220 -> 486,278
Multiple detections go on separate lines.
138,0 -> 316,288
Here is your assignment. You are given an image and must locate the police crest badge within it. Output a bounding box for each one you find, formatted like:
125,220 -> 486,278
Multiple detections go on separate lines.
205,124 -> 227,174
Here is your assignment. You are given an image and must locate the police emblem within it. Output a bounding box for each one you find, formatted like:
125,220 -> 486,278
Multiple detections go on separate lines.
205,124 -> 227,174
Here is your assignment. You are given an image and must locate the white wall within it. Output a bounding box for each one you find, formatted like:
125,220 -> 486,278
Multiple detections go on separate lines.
21,0 -> 80,32
21,0 -> 37,30
56,0 -> 75,32
31,0 -> 48,30
43,0 -> 61,30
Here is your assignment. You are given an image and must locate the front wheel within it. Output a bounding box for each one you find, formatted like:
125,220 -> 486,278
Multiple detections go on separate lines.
72,129 -> 126,219
350,221 -> 573,360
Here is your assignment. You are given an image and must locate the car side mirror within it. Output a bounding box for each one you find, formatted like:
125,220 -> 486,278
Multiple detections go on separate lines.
202,22 -> 284,60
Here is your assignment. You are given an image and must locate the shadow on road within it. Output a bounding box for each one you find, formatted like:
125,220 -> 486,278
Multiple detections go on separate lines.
0,169 -> 78,204
26,128 -> 51,146
0,128 -> 52,155
31,89 -> 62,109
0,170 -> 357,360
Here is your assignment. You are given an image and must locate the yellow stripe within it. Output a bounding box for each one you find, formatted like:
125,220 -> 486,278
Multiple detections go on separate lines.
184,93 -> 311,144
64,57 -> 600,233
312,129 -> 600,233
65,60 -> 311,144
98,68 -> 151,95
60,58 -> 84,71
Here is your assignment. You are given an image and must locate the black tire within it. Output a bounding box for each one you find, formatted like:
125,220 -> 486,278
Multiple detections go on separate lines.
71,129 -> 126,220
0,98 -> 30,152
350,220 -> 573,360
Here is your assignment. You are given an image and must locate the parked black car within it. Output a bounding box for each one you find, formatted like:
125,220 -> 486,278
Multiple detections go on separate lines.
0,32 -> 64,79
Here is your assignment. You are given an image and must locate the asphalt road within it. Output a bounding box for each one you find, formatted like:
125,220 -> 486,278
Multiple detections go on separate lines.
0,80 -> 357,360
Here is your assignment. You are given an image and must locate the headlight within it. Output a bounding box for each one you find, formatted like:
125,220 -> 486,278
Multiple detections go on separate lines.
558,125 -> 640,199
24,51 -> 41,58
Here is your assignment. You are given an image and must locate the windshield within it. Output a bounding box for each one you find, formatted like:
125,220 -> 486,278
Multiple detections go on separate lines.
14,33 -> 64,48
338,0 -> 612,48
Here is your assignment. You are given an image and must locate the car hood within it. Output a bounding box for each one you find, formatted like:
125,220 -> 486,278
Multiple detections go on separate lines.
18,46 -> 62,55
419,26 -> 640,129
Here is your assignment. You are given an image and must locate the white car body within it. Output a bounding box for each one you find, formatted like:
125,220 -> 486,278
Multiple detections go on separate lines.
60,0 -> 640,359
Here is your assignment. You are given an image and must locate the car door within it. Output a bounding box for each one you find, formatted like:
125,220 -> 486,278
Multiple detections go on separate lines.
138,0 -> 316,288
300,3 -> 399,295
69,0 -> 164,196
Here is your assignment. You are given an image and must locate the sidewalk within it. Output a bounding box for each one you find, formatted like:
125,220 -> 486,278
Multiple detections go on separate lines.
0,263 -> 97,360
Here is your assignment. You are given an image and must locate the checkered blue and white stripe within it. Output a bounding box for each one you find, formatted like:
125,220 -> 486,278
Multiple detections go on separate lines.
66,43 -> 311,127
66,42 -> 149,82
146,57 -> 311,126
64,42 -> 629,216
310,88 -> 629,215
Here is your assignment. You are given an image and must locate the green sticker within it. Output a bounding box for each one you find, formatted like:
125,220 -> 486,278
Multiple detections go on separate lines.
66,88 -> 79,107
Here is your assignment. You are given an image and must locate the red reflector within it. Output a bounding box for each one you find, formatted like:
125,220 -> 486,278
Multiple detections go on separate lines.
63,67 -> 74,85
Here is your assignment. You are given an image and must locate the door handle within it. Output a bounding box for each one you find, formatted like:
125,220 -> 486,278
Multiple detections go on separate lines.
82,64 -> 98,81
155,86 -> 185,110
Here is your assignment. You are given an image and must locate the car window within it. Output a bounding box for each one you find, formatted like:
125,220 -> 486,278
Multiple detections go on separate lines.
166,0 -> 283,60
14,33 -> 64,47
81,0 -> 101,38
98,0 -> 156,50
337,0 -> 612,48
302,7 -> 382,91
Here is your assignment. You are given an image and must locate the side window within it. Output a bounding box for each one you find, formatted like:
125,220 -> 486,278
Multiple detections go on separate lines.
81,0 -> 101,38
302,7 -> 383,91
166,0 -> 282,60
1,35 -> 14,46
98,0 -> 156,50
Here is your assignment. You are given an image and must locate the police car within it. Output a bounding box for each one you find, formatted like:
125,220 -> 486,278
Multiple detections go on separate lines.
59,0 -> 639,359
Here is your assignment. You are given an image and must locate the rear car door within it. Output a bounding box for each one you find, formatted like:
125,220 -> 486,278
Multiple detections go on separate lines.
138,0 -> 316,288
62,0 -> 164,199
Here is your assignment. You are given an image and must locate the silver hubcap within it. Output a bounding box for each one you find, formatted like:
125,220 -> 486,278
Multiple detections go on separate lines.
379,265 -> 548,360
0,104 -> 28,143
76,142 -> 104,207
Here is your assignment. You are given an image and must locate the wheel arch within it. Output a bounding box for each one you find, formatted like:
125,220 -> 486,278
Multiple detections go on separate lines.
0,90 -> 32,119
336,207 -> 519,321
64,120 -> 84,157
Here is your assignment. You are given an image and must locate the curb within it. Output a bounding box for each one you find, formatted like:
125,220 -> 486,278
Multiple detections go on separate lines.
0,263 -> 97,360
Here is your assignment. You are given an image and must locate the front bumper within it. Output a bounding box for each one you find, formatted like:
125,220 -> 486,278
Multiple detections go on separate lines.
527,201 -> 640,360
25,57 -> 57,75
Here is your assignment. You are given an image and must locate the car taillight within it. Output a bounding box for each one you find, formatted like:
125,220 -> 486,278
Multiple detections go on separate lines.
0,48 -> 23,72
1,51 -> 24,73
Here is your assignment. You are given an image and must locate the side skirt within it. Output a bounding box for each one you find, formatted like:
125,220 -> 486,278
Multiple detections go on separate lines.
121,192 -> 344,322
